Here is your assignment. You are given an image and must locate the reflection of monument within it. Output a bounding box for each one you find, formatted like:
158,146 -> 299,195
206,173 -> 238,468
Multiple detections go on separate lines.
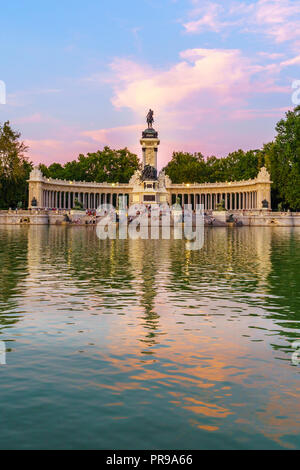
0,226 -> 28,328
128,239 -> 171,351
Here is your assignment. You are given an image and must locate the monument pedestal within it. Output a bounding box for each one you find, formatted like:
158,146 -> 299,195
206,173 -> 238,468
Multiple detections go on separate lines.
128,116 -> 172,206
140,132 -> 160,169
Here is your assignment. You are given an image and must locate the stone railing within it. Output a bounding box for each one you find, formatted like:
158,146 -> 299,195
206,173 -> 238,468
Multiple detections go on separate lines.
30,175 -> 131,189
169,179 -> 267,189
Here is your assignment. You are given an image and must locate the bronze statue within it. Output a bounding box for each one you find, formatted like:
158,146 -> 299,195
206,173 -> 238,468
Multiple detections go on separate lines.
142,164 -> 157,181
146,109 -> 154,128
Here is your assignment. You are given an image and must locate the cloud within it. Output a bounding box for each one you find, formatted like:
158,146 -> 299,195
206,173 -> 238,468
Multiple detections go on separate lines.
24,42 -> 293,167
108,48 -> 285,122
15,113 -> 44,124
82,124 -> 142,156
230,106 -> 291,120
183,3 -> 224,33
82,124 -> 141,144
182,0 -> 300,45
25,124 -> 144,166
110,49 -> 252,117
280,55 -> 300,67
258,52 -> 285,59
25,137 -> 96,165
94,46 -> 291,161
7,88 -> 62,107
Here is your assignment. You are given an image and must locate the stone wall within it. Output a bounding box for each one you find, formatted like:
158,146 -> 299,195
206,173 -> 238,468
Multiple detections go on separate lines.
1,210 -> 300,227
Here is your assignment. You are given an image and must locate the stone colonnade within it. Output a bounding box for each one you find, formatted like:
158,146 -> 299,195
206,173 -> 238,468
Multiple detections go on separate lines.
28,167 -> 272,211
42,189 -> 130,210
169,190 -> 258,210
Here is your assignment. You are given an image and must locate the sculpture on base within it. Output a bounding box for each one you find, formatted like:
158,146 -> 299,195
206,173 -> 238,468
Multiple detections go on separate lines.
142,165 -> 157,181
143,109 -> 158,138
146,109 -> 154,129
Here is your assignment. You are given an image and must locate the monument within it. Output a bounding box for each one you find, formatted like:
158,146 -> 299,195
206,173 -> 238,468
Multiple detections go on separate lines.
129,110 -> 170,204
27,110 -> 272,211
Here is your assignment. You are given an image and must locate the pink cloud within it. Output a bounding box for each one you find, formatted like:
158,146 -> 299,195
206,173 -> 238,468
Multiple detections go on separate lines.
258,52 -> 285,59
182,0 -> 300,45
110,49 -> 254,117
108,48 -> 286,123
230,106 -> 291,120
82,124 -> 142,145
183,3 -> 224,33
24,42 -> 292,168
25,124 -> 145,167
15,113 -> 43,124
98,47 -> 290,162
280,55 -> 300,67
255,0 -> 300,25
25,138 -> 98,166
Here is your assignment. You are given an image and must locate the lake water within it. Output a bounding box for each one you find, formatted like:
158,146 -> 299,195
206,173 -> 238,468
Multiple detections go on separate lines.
0,225 -> 299,450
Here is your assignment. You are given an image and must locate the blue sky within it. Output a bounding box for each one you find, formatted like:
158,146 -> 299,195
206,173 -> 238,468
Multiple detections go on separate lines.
0,0 -> 299,168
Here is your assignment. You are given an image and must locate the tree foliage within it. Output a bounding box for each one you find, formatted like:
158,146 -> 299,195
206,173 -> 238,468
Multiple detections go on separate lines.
0,121 -> 32,209
261,106 -> 300,210
163,149 -> 259,184
39,147 -> 141,184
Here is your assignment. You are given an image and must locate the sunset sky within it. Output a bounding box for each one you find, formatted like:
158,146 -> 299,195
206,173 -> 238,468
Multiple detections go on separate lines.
1,0 -> 300,168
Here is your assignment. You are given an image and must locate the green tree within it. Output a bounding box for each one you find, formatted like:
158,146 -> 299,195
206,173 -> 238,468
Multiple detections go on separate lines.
47,163 -> 65,179
163,152 -> 207,183
40,146 -> 140,183
164,149 -> 260,184
0,121 -> 32,209
224,149 -> 259,181
262,107 -> 300,210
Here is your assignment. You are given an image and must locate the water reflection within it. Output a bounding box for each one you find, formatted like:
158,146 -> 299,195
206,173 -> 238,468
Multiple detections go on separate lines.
0,226 -> 29,329
0,225 -> 299,449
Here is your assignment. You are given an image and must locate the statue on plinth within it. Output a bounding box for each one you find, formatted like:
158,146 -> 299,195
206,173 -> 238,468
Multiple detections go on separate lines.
142,165 -> 157,181
143,109 -> 158,139
146,109 -> 154,129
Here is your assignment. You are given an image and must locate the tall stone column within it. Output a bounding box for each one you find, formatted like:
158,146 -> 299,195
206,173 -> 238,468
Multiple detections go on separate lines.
140,127 -> 160,170
28,167 -> 45,208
